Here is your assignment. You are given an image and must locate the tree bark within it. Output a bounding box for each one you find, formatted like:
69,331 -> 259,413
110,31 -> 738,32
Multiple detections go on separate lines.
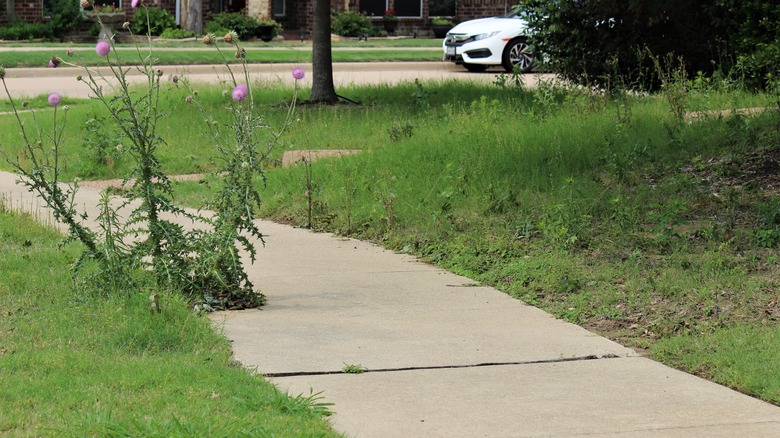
6,0 -> 16,22
309,0 -> 339,104
187,0 -> 203,35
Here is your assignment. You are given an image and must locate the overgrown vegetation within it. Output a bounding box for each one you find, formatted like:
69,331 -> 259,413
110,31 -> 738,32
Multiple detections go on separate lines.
0,6 -> 300,310
241,78 -> 777,402
130,7 -> 176,36
520,0 -> 780,90
0,208 -> 337,435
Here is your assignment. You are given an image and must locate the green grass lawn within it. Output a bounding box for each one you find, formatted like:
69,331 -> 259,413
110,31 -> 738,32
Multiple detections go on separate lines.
0,47 -> 441,68
0,206 -> 339,436
0,38 -> 443,49
1,77 -> 779,406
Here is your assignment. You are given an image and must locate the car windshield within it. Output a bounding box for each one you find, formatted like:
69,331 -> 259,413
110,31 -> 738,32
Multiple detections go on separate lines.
502,7 -> 525,19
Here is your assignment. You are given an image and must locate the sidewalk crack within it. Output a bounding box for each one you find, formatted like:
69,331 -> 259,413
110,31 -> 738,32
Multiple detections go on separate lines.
266,353 -> 622,378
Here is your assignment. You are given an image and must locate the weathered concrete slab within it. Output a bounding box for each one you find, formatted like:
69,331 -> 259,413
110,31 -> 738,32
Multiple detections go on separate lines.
272,357 -> 780,437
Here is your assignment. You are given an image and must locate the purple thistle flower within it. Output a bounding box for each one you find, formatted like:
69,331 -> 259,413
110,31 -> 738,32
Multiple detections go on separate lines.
95,41 -> 111,57
172,75 -> 179,83
48,59 -> 57,68
232,84 -> 248,102
131,0 -> 141,8
48,93 -> 61,107
292,66 -> 305,80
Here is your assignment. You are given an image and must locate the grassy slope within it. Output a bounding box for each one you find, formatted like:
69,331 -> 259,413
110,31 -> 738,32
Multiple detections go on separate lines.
2,80 -> 778,405
0,208 -> 338,436
248,82 -> 780,403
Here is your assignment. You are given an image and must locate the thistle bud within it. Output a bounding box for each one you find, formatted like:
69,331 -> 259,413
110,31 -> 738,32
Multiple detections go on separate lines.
22,101 -> 29,108
76,75 -> 83,81
122,21 -> 131,29
223,32 -> 236,44
80,0 -> 90,8
66,48 -> 74,57
156,68 -> 163,76
172,74 -> 179,83
185,96 -> 192,103
202,34 -> 213,45
0,65 -> 5,80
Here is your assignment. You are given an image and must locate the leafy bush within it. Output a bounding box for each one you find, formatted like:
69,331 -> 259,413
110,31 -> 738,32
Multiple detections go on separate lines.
716,0 -> 780,88
520,0 -> 723,91
45,0 -> 83,38
332,10 -> 372,37
131,7 -> 176,36
520,0 -> 780,91
0,21 -> 53,40
160,28 -> 197,39
203,22 -> 229,37
206,12 -> 260,41
431,17 -> 454,26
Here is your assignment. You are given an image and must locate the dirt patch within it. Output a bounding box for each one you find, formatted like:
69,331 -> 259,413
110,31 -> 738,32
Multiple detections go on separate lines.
281,149 -> 361,167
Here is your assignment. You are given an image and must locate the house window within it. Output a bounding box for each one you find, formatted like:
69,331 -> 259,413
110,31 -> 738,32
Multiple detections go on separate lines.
394,0 -> 422,18
359,0 -> 384,17
272,0 -> 284,17
359,1 -> 422,18
429,0 -> 455,16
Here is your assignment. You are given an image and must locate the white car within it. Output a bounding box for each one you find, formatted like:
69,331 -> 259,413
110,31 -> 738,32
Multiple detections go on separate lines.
443,8 -> 533,73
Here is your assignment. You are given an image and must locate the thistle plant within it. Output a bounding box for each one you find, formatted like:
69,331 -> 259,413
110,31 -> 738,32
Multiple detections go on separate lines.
0,1 -> 302,309
180,32 -> 302,308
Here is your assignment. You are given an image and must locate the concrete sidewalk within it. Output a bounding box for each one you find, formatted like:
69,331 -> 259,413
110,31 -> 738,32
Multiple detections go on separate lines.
2,169 -> 780,437
1,62 -> 504,99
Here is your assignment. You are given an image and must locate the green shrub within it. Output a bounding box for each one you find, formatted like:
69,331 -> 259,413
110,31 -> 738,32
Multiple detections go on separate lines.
0,21 -> 54,40
45,0 -> 83,38
332,10 -> 373,37
431,17 -> 454,26
159,28 -> 197,39
206,12 -> 260,41
131,7 -> 176,36
203,23 -> 229,37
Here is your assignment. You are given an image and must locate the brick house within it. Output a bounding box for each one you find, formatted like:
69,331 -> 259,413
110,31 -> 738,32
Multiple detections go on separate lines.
2,1 -> 45,24
252,0 -> 515,36
2,0 -> 515,35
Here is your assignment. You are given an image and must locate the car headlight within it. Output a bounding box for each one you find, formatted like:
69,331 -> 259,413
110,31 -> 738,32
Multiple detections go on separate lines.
473,31 -> 500,41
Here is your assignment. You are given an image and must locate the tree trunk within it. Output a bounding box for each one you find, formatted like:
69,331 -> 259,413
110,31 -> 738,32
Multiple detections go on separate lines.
187,0 -> 203,35
6,0 -> 16,22
309,0 -> 339,104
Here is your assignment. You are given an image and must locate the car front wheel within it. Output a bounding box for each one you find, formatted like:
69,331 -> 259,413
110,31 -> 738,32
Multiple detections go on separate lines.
502,38 -> 533,73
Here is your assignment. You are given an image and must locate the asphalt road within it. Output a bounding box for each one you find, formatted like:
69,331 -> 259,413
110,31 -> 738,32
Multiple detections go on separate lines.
2,62 -> 545,98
